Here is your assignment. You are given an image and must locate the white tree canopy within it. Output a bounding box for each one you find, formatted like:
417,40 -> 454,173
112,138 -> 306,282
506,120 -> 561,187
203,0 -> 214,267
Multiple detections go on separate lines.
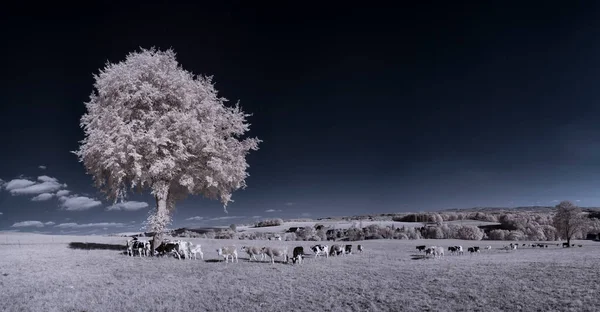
552,200 -> 588,245
73,48 -> 261,233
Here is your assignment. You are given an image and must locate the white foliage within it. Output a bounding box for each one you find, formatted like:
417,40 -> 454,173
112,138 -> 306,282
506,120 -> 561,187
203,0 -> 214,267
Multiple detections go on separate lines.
73,48 -> 260,234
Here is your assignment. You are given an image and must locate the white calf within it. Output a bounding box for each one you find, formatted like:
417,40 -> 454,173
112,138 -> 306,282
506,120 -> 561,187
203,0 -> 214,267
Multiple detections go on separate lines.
217,246 -> 238,263
432,246 -> 444,258
188,243 -> 204,260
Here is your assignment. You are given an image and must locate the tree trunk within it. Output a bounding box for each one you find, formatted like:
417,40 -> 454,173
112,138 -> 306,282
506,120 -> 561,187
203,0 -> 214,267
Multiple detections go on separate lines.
566,237 -> 571,248
150,191 -> 169,256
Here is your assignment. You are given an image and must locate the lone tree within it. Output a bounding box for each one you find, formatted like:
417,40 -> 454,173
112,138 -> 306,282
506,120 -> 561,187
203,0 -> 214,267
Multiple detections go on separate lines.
73,48 -> 260,251
553,200 -> 588,247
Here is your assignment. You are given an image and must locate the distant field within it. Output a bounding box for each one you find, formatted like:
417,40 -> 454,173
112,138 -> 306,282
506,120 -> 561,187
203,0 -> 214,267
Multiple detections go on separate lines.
236,220 -> 500,233
1,234 -> 598,312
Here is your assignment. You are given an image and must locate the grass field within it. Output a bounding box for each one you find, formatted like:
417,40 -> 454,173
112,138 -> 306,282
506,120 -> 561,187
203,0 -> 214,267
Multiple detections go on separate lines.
1,234 -> 599,312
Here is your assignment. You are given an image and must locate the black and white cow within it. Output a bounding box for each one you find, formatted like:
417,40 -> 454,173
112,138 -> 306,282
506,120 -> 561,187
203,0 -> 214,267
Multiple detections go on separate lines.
310,244 -> 329,258
329,244 -> 344,257
292,246 -> 305,264
357,245 -> 364,253
155,241 -> 182,258
344,245 -> 353,255
126,238 -> 151,257
416,245 -> 426,252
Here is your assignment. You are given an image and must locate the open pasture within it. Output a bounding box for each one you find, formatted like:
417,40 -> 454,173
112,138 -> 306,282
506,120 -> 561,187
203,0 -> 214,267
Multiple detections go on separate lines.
1,234 -> 599,312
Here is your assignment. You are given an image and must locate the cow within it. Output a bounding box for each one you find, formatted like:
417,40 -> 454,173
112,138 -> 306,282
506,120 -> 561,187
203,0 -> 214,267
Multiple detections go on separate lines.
484,245 -> 492,251
126,238 -> 150,257
241,246 -> 264,262
329,244 -> 344,257
448,246 -> 457,255
468,246 -> 480,254
424,248 -> 434,257
432,246 -> 444,258
344,245 -> 353,255
155,241 -> 181,258
261,246 -> 289,264
562,242 -> 569,248
173,240 -> 192,260
217,246 -> 238,263
188,243 -> 204,260
416,245 -> 426,252
292,246 -> 305,264
357,245 -> 364,253
456,245 -> 464,255
310,244 -> 329,258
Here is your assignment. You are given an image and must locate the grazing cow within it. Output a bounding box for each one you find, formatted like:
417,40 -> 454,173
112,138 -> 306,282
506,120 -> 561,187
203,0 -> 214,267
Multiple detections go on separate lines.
261,246 -> 289,264
455,246 -> 464,255
344,245 -> 353,255
562,242 -> 569,248
537,244 -> 545,248
241,246 -> 265,262
416,245 -> 427,252
522,244 -> 526,247
484,245 -> 492,250
468,247 -> 480,254
155,241 -> 181,258
329,244 -> 344,257
578,244 -> 583,247
188,243 -> 204,260
448,246 -> 458,254
357,245 -> 364,253
217,246 -> 238,263
424,248 -> 434,257
310,245 -> 329,258
292,246 -> 305,264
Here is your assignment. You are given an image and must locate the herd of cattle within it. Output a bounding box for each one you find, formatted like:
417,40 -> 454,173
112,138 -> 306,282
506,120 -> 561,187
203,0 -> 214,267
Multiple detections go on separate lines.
416,242 -> 584,258
125,237 -> 365,264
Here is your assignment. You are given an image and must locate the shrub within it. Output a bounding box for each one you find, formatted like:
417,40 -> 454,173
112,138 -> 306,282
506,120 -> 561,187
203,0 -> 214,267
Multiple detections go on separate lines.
456,225 -> 484,240
488,229 -> 509,240
506,230 -> 524,241
255,218 -> 283,228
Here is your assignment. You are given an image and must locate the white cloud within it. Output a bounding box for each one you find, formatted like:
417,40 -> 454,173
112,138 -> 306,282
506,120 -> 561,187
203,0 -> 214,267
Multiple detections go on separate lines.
106,201 -> 149,211
55,222 -> 126,228
37,176 -> 57,183
252,216 -> 261,219
285,202 -> 295,206
4,179 -> 36,191
0,212 -> 3,215
576,199 -> 581,202
56,190 -> 70,197
208,216 -> 244,221
265,209 -> 282,213
10,180 -> 63,195
59,196 -> 102,211
0,178 -> 5,188
44,221 -> 55,226
31,193 -> 54,201
39,165 -> 47,170
11,221 -> 45,227
186,216 -> 204,221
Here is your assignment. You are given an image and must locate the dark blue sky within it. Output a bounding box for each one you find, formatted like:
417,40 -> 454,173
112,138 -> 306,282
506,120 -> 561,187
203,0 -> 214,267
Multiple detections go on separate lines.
2,2 -> 600,234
